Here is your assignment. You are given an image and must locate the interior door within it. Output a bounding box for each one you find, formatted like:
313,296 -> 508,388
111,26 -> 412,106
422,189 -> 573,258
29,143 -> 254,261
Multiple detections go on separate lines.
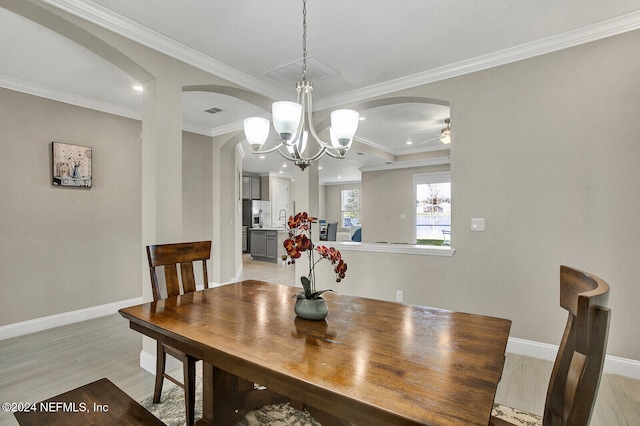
271,180 -> 289,228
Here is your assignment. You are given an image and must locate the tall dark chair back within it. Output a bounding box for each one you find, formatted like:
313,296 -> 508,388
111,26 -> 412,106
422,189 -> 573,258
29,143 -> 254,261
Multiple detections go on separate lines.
490,266 -> 610,426
146,240 -> 212,426
147,240 -> 211,301
543,265 -> 610,426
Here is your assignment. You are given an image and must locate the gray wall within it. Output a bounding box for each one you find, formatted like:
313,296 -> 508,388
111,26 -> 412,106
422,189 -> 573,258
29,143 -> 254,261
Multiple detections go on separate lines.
0,88 -> 142,326
0,90 -> 216,327
362,165 -> 450,243
182,131 -> 213,243
324,183 -> 361,232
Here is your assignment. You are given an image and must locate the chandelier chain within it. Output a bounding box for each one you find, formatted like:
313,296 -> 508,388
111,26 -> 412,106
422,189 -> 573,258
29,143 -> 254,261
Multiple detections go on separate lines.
302,0 -> 307,81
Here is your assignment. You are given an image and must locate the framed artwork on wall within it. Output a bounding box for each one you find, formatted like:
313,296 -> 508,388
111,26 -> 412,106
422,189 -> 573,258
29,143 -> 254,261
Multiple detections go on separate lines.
51,142 -> 92,188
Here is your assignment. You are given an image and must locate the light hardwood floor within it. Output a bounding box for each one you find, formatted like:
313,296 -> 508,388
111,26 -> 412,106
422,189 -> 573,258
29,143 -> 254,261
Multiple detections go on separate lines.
1,255 -> 638,425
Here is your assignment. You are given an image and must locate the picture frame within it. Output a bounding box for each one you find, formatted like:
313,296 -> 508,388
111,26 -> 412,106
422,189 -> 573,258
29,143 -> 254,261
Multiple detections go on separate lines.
51,142 -> 92,188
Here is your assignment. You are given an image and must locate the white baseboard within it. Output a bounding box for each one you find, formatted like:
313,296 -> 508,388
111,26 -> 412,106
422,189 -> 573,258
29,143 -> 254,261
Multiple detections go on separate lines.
0,297 -> 143,341
507,337 -> 640,380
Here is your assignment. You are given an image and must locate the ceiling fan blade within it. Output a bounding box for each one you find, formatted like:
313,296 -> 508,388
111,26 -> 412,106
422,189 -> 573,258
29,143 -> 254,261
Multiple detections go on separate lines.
418,136 -> 441,144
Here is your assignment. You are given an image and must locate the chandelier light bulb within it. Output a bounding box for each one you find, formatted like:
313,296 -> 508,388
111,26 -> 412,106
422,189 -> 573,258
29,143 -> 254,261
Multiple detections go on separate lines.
330,127 -> 351,156
244,117 -> 270,151
330,109 -> 360,146
272,101 -> 302,142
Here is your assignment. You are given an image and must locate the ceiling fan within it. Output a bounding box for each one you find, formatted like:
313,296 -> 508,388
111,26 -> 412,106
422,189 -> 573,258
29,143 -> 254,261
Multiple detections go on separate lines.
418,119 -> 451,145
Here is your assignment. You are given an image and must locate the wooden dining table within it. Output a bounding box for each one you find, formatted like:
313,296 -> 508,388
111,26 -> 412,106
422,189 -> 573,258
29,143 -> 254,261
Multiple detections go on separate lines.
119,280 -> 511,426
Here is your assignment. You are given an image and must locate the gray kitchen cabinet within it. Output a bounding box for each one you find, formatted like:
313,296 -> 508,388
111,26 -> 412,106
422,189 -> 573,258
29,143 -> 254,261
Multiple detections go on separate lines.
251,177 -> 261,199
266,232 -> 277,259
242,226 -> 248,252
250,229 -> 278,263
242,177 -> 251,199
242,176 -> 261,200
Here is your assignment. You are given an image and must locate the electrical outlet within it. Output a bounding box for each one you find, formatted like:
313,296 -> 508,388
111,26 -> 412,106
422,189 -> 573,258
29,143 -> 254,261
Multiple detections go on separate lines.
395,290 -> 403,302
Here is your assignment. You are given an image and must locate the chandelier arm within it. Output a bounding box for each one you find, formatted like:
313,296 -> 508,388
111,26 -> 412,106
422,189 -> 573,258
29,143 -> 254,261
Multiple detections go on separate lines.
276,147 -> 301,163
290,142 -> 302,160
304,145 -> 328,162
301,89 -> 332,150
323,149 -> 347,159
251,140 -> 285,155
290,112 -> 305,147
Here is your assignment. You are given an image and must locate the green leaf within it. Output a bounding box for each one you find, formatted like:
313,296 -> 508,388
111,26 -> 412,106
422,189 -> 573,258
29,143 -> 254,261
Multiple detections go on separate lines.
300,276 -> 312,298
309,289 -> 333,299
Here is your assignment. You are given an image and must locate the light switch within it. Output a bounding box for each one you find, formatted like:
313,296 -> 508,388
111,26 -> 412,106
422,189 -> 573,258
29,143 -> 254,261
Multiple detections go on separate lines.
471,218 -> 485,231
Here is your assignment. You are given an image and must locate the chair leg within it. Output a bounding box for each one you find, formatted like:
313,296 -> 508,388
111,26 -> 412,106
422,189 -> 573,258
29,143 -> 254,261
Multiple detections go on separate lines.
153,341 -> 166,404
184,356 -> 197,426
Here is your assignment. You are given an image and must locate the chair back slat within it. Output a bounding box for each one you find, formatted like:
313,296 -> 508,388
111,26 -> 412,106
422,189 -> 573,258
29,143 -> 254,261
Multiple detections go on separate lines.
164,264 -> 181,298
146,241 -> 212,301
180,262 -> 197,294
543,265 -> 610,426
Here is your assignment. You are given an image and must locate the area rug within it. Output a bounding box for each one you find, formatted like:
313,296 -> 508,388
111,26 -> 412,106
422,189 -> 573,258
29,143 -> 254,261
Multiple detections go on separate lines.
491,404 -> 543,425
141,377 -> 541,425
140,376 -> 319,426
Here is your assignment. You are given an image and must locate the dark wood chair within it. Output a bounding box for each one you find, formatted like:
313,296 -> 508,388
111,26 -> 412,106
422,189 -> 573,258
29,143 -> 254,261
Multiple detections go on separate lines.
14,378 -> 164,425
146,240 -> 212,426
491,265 -> 611,426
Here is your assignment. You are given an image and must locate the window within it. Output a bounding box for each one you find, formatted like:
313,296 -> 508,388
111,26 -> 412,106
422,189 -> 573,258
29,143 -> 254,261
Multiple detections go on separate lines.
341,189 -> 360,228
414,172 -> 451,246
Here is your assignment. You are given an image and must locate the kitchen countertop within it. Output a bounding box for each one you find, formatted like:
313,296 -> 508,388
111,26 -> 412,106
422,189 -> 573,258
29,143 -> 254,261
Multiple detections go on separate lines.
248,227 -> 287,231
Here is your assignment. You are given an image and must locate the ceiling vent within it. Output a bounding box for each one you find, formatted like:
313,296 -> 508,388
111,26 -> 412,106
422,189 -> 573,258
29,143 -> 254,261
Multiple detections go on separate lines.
265,56 -> 338,86
203,107 -> 223,114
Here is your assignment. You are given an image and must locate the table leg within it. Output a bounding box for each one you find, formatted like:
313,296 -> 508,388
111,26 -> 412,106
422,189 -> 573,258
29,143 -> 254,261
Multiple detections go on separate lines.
199,362 -> 291,425
200,363 -> 214,425
199,362 -> 263,426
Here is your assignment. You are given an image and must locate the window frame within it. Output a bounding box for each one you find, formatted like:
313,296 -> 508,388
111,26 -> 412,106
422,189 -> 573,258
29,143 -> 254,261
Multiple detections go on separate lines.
413,172 -> 451,246
340,189 -> 360,229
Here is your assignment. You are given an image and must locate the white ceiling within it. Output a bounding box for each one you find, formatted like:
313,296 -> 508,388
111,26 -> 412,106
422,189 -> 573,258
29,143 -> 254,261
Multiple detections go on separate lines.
2,0 -> 640,183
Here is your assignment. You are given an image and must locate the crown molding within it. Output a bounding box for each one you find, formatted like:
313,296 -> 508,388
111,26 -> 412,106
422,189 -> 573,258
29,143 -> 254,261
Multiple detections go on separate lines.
0,74 -> 140,120
322,180 -> 361,187
41,0 -> 287,101
43,1 -> 640,115
313,9 -> 640,110
210,120 -> 244,137
359,157 -> 450,173
181,123 -> 215,137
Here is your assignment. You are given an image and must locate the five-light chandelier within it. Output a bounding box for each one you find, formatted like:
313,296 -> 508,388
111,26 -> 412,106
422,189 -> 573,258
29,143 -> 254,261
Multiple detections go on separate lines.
243,0 -> 360,170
